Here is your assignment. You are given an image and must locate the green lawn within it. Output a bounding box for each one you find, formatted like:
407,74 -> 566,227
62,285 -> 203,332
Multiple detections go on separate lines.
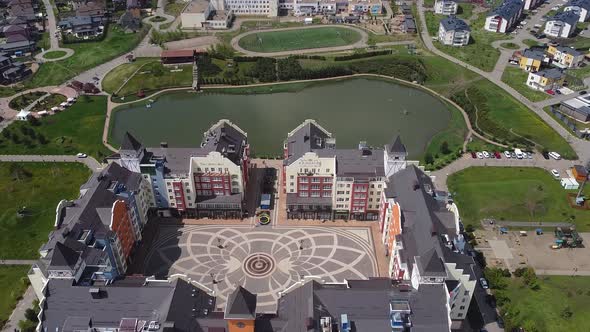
0,163 -> 90,259
42,50 -> 67,59
452,80 -> 576,158
523,38 -> 542,47
495,275 -> 590,332
115,61 -> 193,97
102,58 -> 156,94
500,42 -> 520,49
0,96 -> 111,160
9,91 -> 46,110
425,12 -> 443,36
165,0 -> 186,16
457,4 -> 475,20
28,26 -> 147,87
0,265 -> 30,329
567,65 -> 590,79
501,67 -> 550,102
237,27 -> 362,53
448,167 -> 590,230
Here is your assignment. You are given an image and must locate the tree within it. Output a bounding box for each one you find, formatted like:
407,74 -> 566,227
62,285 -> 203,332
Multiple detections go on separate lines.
440,141 -> 450,154
28,116 -> 40,126
18,319 -> 36,332
525,187 -> 547,221
24,308 -> 38,322
424,152 -> 434,165
37,133 -> 47,144
2,129 -> 10,139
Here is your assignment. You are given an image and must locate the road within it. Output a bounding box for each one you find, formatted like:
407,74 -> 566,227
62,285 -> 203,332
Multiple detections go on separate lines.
416,0 -> 590,166
0,155 -> 104,172
35,0 -> 74,61
431,153 -> 579,190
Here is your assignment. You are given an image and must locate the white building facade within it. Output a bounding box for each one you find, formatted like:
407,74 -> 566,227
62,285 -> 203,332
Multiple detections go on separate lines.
434,0 -> 457,15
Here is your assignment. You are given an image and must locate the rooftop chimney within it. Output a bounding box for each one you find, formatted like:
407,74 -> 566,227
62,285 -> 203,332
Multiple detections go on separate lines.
160,142 -> 168,148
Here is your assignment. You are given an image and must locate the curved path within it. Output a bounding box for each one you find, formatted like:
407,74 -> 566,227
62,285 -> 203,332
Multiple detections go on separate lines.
102,73 -> 503,153
231,24 -> 370,57
37,0 -> 74,61
416,0 -> 590,166
0,154 -> 104,172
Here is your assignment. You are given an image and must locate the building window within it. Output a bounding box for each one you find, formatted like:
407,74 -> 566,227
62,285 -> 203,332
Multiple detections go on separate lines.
168,189 -> 172,193
459,306 -> 465,310
311,178 -> 320,183
290,175 -> 294,179
326,169 -> 330,173
457,313 -> 463,318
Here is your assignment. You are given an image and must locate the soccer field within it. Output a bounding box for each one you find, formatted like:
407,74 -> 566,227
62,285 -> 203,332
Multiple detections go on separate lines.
237,27 -> 362,53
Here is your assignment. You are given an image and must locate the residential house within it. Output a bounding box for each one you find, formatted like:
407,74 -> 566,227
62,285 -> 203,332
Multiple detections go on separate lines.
403,14 -> 417,33
438,16 -> 470,46
519,48 -> 546,72
58,16 -> 105,39
348,0 -> 382,15
27,162 -> 152,296
118,10 -> 142,31
0,37 -> 36,55
434,0 -> 457,15
527,67 -> 566,90
547,45 -> 585,68
564,0 -> 590,22
75,0 -> 106,17
378,165 -> 477,321
545,11 -> 579,38
484,0 -> 524,33
560,94 -> 590,121
523,0 -> 543,10
108,120 -> 250,219
0,51 -> 31,83
181,0 -> 234,30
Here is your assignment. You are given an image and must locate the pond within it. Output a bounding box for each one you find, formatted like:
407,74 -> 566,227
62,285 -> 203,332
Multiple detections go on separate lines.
110,78 -> 453,158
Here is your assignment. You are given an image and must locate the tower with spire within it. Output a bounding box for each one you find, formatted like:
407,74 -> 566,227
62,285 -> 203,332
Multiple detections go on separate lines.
384,135 -> 407,177
119,132 -> 145,173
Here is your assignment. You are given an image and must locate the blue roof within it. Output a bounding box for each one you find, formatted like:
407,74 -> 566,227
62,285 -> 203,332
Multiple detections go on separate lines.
566,0 -> 590,11
489,0 -> 523,19
550,11 -> 580,26
440,16 -> 470,31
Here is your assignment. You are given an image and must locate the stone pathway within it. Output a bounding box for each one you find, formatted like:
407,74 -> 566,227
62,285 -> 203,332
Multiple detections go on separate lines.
0,155 -> 104,172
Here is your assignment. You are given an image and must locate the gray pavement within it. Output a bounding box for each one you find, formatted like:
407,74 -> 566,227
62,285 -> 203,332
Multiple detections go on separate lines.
36,0 -> 74,61
0,155 -> 104,172
143,224 -> 378,313
1,287 -> 36,332
0,260 -> 36,265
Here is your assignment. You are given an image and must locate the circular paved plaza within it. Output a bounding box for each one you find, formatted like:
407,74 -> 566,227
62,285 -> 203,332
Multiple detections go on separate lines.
143,225 -> 379,312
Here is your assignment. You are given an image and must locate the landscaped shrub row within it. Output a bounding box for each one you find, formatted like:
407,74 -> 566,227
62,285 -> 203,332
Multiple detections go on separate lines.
334,49 -> 393,61
348,57 -> 427,83
290,54 -> 327,60
233,56 -> 277,63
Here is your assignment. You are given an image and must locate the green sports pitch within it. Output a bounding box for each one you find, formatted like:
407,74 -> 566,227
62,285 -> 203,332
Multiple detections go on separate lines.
237,27 -> 362,53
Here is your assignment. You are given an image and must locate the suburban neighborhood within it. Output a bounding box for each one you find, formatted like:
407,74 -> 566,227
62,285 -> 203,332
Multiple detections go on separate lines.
0,0 -> 589,331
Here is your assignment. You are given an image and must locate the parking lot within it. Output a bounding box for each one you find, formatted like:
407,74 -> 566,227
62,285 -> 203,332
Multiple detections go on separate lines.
475,227 -> 590,275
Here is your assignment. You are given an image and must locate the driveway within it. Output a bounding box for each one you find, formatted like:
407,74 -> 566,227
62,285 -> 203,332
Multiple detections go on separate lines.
0,155 -> 104,172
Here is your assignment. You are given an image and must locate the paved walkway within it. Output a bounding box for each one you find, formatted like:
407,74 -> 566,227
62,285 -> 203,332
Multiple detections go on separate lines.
0,260 -> 36,265
416,0 -> 590,166
35,0 -> 74,61
230,24 -> 370,57
0,155 -> 104,172
1,287 -> 36,332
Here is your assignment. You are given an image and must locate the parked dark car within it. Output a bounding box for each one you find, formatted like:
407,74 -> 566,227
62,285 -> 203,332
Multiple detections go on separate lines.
542,152 -> 550,159
471,151 -> 477,158
580,90 -> 588,95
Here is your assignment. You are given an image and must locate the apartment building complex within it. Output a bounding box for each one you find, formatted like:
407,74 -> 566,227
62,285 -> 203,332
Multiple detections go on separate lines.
288,0 -> 382,16
564,0 -> 590,22
378,165 -> 477,321
545,11 -> 579,38
28,163 -> 153,297
109,119 -> 250,219
484,0 -> 523,33
438,16 -> 470,46
283,120 -> 407,221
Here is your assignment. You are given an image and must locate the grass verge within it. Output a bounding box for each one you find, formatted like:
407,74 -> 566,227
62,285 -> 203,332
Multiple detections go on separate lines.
0,265 -> 30,329
501,67 -> 550,102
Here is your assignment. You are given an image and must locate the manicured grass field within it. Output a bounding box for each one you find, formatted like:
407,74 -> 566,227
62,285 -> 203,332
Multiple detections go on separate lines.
116,61 -> 193,96
523,39 -> 542,47
43,50 -> 67,59
0,96 -> 111,159
28,26 -> 147,87
500,42 -> 520,49
501,67 -> 550,102
0,162 -> 90,259
237,27 -> 362,53
102,58 -> 156,94
495,275 -> 590,332
448,167 -> 590,230
0,265 -> 30,328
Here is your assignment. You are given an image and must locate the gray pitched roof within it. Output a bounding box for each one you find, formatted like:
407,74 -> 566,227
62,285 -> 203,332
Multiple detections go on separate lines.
550,10 -> 580,26
440,16 -> 470,32
388,135 -> 407,154
566,0 -> 590,11
224,286 -> 257,319
121,131 -> 143,151
555,45 -> 583,57
48,242 -> 80,270
284,120 -> 334,166
522,48 -> 545,61
488,0 -> 523,19
535,67 -> 565,79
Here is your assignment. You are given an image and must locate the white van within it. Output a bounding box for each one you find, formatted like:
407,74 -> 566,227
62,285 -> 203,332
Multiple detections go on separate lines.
514,148 -> 524,159
549,152 -> 561,160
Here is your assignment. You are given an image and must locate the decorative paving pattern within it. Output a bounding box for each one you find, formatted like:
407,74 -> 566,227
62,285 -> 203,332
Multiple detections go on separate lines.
143,225 -> 378,312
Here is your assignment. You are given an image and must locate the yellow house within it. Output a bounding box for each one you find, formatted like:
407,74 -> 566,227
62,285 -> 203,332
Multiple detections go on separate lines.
519,49 -> 545,72
547,45 -> 585,68
526,68 -> 565,91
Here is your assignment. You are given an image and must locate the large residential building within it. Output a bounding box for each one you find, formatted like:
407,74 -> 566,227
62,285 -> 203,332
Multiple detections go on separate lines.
378,165 -> 477,321
28,163 -> 153,297
526,67 -> 565,91
291,0 -> 382,16
38,275 -> 455,332
181,0 -> 234,29
434,0 -> 457,15
548,45 -> 585,68
438,16 -> 470,46
522,0 -> 543,10
518,48 -> 546,72
108,119 -> 250,219
225,0 -> 278,16
484,0 -> 523,33
283,120 -> 407,221
0,51 -> 31,83
564,0 -> 590,22
545,11 -> 579,38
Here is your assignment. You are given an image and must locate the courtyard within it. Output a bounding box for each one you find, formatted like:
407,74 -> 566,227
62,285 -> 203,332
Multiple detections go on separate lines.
141,224 -> 379,313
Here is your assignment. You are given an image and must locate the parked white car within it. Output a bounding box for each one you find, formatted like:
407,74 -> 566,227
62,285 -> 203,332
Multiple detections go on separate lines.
483,151 -> 490,158
477,152 -> 484,159
504,151 -> 511,158
76,153 -> 87,158
551,169 -> 560,178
